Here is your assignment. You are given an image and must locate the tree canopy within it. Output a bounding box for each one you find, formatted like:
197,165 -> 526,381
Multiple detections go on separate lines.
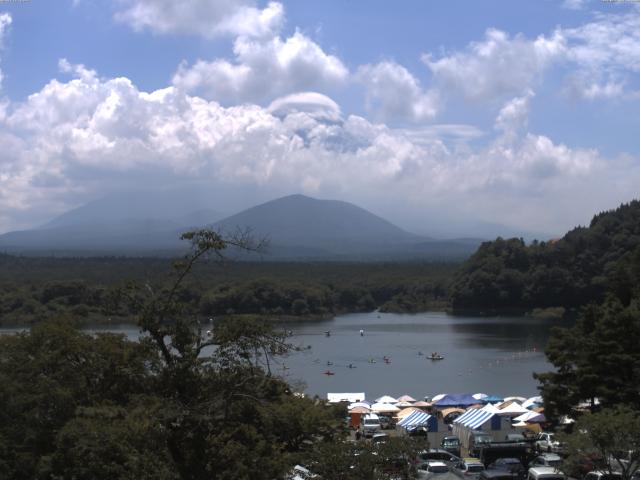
450,200 -> 640,313
0,230 -> 349,479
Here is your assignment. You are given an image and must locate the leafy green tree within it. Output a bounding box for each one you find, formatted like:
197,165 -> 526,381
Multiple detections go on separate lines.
561,408 -> 640,480
0,318 -> 155,479
0,230 -> 348,479
535,297 -> 640,420
42,404 -> 177,480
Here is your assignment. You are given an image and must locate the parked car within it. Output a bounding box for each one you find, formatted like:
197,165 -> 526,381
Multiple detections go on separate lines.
469,431 -> 494,457
360,413 -> 382,438
528,454 -> 562,470
583,471 -> 623,480
417,449 -> 461,467
535,433 -> 563,453
442,436 -> 462,457
286,465 -> 319,480
505,434 -> 526,442
479,469 -> 520,480
454,457 -> 486,480
417,461 -> 451,479
488,458 -> 526,479
526,467 -> 565,480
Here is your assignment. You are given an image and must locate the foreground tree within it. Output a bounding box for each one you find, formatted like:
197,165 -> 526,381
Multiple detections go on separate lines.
561,408 -> 640,480
0,230 -> 346,479
535,296 -> 640,421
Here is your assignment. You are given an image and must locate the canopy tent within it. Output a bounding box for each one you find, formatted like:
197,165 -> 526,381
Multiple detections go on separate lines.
433,394 -> 479,407
348,401 -> 371,410
452,407 -> 480,426
440,407 -> 465,418
395,401 -> 415,408
328,393 -> 365,403
453,408 -> 497,430
412,401 -> 432,407
397,395 -> 416,402
473,393 -> 488,400
431,393 -> 447,402
375,395 -> 398,404
514,411 -> 546,423
522,396 -> 543,409
498,402 -> 530,415
371,402 -> 400,413
397,410 -> 432,429
397,407 -> 422,419
349,406 -> 371,414
483,403 -> 502,414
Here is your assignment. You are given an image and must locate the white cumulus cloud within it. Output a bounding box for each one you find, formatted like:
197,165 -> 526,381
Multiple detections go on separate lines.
423,12 -> 640,103
0,12 -> 12,90
356,61 -> 438,123
115,0 -> 284,39
1,61 -> 638,236
172,30 -> 348,104
424,28 -> 565,102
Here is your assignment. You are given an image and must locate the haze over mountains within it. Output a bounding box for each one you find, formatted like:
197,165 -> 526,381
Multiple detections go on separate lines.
0,192 -> 519,259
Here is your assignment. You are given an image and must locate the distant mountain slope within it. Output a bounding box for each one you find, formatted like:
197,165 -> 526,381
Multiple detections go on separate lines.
0,190 -> 225,255
215,194 -> 420,248
0,193 -> 481,260
41,191 -> 223,229
450,199 -> 640,312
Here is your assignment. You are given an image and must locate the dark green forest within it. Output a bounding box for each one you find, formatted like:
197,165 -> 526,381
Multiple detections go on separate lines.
450,200 -> 640,313
0,255 -> 455,326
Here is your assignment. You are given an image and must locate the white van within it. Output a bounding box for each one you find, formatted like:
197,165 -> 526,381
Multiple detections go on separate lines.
361,413 -> 381,437
527,466 -> 566,480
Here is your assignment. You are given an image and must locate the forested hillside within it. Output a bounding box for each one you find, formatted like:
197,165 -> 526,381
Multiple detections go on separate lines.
0,256 -> 455,326
450,200 -> 640,313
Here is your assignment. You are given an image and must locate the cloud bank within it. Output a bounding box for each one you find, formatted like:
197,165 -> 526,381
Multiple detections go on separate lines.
0,4 -> 639,235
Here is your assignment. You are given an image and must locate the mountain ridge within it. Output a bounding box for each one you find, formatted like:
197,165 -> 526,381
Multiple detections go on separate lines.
0,193 -> 480,260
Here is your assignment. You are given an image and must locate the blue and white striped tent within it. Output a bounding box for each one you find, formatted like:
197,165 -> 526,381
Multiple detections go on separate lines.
398,410 -> 432,429
454,408 -> 497,430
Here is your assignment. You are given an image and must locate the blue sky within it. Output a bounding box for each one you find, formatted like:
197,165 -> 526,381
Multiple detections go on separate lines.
0,0 -> 639,237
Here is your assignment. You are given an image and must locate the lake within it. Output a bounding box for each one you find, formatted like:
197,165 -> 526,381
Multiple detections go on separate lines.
1,311 -> 566,401
274,311 -> 565,400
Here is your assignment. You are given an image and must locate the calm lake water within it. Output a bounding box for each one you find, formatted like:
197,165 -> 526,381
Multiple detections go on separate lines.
1,311 -> 567,401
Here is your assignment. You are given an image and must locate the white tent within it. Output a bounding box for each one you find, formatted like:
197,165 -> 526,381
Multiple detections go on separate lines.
522,396 -> 543,409
483,403 -> 502,414
397,394 -> 416,402
431,393 -> 447,402
473,393 -> 488,400
371,402 -> 401,413
375,395 -> 398,404
347,401 -> 371,410
498,402 -> 530,415
395,401 -> 415,408
514,410 -> 542,422
327,392 -> 365,403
